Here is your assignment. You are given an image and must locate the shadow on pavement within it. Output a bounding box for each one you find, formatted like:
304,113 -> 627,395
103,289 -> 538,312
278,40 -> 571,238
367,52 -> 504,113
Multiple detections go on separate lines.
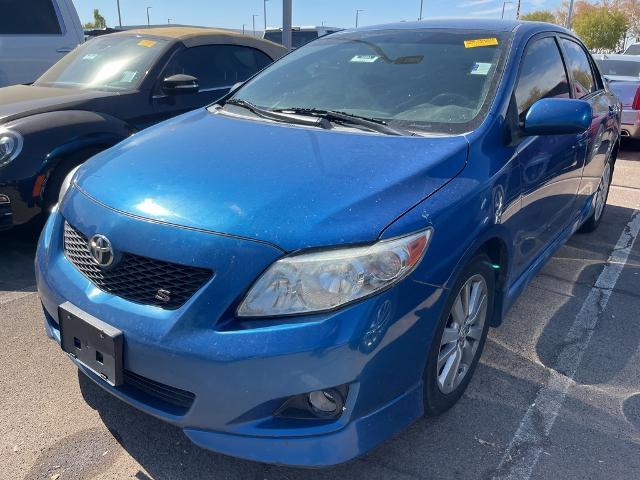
0,221 -> 41,291
535,204 -> 640,386
76,346 -> 638,480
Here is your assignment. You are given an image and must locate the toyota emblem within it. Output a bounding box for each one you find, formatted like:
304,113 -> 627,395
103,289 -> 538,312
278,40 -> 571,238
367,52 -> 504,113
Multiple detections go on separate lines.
88,234 -> 114,267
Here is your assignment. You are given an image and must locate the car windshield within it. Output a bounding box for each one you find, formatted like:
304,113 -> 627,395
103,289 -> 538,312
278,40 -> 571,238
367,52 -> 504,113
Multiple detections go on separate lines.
35,35 -> 170,91
232,29 -> 510,135
264,30 -> 319,48
595,59 -> 640,78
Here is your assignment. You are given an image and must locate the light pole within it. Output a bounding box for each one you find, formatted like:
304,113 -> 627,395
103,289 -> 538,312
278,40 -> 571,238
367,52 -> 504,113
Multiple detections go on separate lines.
419,0 -> 424,20
501,1 -> 512,19
242,23 -> 247,35
116,0 -> 122,27
515,0 -> 521,19
283,0 -> 292,50
263,0 -> 269,32
252,14 -> 259,37
146,6 -> 152,28
566,0 -> 575,28
355,9 -> 364,28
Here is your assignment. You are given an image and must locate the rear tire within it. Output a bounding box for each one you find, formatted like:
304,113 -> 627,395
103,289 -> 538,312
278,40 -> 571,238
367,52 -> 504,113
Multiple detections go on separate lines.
579,158 -> 613,234
423,254 -> 495,416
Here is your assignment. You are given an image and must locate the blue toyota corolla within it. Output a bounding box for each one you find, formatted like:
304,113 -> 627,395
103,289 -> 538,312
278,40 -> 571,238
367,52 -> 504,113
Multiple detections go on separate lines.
36,19 -> 620,467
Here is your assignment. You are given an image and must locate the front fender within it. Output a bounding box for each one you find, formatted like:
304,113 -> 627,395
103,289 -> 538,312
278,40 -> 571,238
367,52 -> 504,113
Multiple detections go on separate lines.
380,153 -> 519,327
3,110 -> 133,177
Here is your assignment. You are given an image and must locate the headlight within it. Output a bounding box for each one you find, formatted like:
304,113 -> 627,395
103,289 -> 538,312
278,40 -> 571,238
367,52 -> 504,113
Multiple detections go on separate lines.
58,165 -> 81,204
237,229 -> 432,317
0,129 -> 23,167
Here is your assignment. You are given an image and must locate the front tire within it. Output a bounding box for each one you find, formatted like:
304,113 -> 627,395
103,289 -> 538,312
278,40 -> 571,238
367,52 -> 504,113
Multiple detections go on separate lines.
423,255 -> 495,416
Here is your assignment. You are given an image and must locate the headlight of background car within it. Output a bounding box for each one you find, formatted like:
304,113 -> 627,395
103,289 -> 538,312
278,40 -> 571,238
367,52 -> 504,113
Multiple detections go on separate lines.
237,229 -> 432,317
0,129 -> 23,167
58,165 -> 81,204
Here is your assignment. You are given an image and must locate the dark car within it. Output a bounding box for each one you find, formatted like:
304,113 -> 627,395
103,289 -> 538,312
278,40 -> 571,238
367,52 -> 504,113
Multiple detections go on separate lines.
0,27 -> 285,231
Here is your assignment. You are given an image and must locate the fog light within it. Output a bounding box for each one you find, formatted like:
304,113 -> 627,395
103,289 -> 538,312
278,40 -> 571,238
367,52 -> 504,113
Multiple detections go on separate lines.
0,194 -> 9,204
308,389 -> 344,418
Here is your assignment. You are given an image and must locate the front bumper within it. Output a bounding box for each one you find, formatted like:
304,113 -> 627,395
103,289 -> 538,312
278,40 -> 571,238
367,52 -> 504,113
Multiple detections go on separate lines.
36,189 -> 446,467
0,182 -> 42,230
621,109 -> 640,139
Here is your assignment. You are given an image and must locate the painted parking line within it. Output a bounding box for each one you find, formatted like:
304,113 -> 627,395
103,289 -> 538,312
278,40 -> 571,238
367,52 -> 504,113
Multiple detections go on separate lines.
494,210 -> 640,480
0,286 -> 37,306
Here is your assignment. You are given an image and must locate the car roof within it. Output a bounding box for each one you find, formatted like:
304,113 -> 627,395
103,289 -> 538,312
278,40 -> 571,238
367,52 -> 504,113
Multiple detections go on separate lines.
112,27 -> 287,59
592,53 -> 640,62
352,18 -> 571,34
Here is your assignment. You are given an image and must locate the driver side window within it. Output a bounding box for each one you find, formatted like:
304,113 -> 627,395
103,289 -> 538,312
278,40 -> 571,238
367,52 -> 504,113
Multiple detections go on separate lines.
515,37 -> 571,122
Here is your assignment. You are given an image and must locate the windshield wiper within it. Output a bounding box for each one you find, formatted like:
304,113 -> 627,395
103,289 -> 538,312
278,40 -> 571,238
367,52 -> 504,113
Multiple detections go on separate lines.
222,99 -> 330,129
272,108 -> 416,136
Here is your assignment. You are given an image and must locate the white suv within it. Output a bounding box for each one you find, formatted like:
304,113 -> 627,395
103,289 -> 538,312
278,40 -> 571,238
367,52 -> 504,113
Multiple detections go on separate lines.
0,0 -> 84,87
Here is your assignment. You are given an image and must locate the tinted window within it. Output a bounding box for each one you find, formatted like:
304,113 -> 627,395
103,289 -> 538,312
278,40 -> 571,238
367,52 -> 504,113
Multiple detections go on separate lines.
560,39 -> 597,98
234,29 -> 510,134
264,30 -> 319,48
625,44 -> 640,55
595,59 -> 640,78
164,45 -> 272,90
0,0 -> 62,34
35,35 -> 170,90
515,37 -> 570,121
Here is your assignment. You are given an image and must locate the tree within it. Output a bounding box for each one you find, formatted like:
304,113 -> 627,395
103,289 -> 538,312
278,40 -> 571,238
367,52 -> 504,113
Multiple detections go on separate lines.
608,0 -> 640,40
555,0 -> 593,28
573,5 -> 628,51
83,9 -> 107,29
521,10 -> 557,23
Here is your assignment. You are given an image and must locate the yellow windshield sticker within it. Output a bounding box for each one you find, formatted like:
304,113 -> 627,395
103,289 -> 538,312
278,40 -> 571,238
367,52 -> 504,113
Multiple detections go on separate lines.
464,38 -> 499,48
137,39 -> 157,48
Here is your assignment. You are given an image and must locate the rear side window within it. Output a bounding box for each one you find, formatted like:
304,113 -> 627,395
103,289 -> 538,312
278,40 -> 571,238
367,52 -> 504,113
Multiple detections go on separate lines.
163,45 -> 272,90
515,37 -> 570,121
560,39 -> 597,98
0,0 -> 62,34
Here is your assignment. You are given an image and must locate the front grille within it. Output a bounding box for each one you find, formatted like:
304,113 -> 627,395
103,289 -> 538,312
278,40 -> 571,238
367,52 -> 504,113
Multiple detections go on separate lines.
124,370 -> 196,411
63,221 -> 212,309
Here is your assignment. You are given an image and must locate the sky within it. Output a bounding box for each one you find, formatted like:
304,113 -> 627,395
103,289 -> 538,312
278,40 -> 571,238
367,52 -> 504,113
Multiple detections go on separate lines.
73,0 -> 561,31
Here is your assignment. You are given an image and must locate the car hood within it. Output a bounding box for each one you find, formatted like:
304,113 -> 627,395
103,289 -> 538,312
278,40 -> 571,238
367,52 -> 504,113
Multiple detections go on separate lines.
74,108 -> 468,251
0,85 -> 115,123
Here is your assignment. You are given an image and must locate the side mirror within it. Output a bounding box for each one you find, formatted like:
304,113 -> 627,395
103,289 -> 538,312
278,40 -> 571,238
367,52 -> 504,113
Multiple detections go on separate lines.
523,98 -> 592,136
162,74 -> 199,95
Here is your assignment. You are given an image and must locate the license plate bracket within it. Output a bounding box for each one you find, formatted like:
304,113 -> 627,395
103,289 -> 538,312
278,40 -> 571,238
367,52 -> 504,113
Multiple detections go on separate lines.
58,302 -> 123,386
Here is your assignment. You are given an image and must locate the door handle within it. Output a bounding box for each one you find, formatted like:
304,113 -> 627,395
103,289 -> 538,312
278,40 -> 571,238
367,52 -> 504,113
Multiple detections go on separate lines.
56,47 -> 73,53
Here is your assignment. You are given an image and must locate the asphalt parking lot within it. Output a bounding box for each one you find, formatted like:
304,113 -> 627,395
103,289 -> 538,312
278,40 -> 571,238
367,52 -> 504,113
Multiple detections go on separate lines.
1,146 -> 639,480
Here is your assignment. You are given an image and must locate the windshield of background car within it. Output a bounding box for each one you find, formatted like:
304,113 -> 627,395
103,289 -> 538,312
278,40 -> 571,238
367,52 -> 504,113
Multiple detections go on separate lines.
625,44 -> 640,55
233,29 -> 510,134
595,59 -> 640,78
34,35 -> 170,90
264,30 -> 319,48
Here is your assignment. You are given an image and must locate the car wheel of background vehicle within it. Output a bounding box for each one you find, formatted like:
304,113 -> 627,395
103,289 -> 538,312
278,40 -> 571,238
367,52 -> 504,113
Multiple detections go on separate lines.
42,148 -> 103,214
423,254 -> 495,416
579,158 -> 613,233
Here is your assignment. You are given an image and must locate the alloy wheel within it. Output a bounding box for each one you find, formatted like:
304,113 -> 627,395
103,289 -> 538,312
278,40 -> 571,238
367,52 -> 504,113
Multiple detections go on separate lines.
437,274 -> 488,394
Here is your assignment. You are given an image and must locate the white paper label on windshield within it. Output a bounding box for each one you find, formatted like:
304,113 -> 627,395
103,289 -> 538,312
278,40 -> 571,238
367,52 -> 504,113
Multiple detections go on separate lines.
471,62 -> 492,75
350,55 -> 379,63
120,71 -> 138,83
